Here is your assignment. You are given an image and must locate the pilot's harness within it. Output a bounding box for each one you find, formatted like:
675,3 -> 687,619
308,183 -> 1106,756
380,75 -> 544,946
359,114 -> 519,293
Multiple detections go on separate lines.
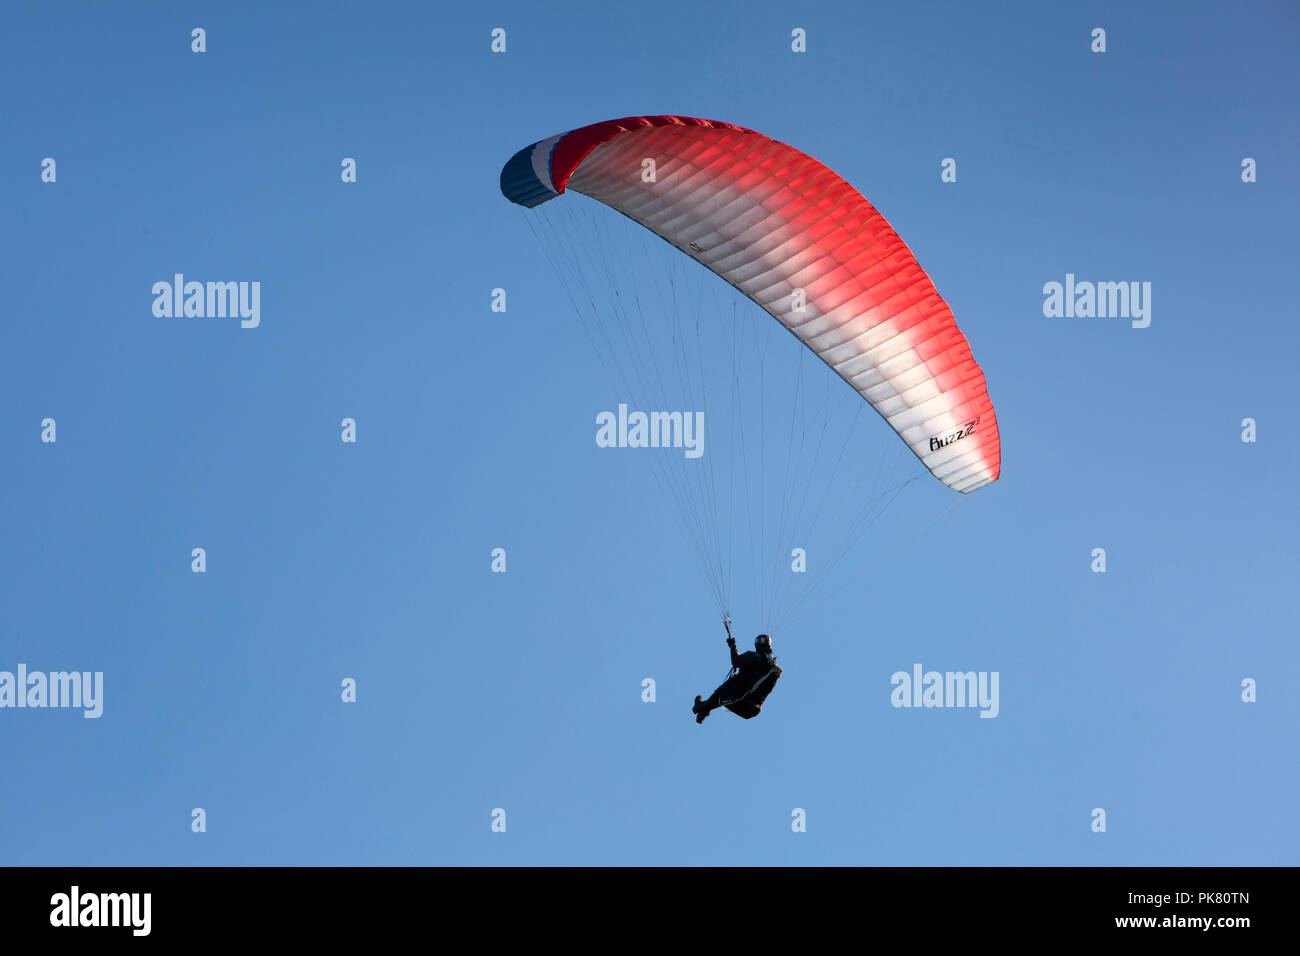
718,615 -> 781,706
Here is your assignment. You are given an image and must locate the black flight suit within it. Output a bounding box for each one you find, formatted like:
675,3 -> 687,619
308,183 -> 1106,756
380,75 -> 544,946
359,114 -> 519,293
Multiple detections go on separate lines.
698,643 -> 782,720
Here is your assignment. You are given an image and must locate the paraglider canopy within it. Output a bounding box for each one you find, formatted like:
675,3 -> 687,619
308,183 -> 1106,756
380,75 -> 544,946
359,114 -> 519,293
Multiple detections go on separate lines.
501,114 -> 1000,493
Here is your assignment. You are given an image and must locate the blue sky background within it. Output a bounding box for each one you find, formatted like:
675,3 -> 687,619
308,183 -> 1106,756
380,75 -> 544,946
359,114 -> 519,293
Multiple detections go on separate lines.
2,1 -> 1296,865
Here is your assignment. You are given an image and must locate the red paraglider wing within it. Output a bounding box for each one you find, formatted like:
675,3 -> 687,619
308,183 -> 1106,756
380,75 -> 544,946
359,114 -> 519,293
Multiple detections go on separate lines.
501,115 -> 1000,492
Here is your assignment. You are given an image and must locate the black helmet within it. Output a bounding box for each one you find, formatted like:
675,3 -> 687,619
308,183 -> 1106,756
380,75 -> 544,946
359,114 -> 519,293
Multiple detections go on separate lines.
755,634 -> 772,652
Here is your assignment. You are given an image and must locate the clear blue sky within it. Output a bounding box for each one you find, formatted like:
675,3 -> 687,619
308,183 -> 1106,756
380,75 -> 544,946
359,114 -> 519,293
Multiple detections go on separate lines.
2,0 -> 1296,865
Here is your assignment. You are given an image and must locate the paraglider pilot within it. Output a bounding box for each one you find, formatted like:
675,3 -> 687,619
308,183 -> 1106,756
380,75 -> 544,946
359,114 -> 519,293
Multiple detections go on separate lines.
693,619 -> 782,723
